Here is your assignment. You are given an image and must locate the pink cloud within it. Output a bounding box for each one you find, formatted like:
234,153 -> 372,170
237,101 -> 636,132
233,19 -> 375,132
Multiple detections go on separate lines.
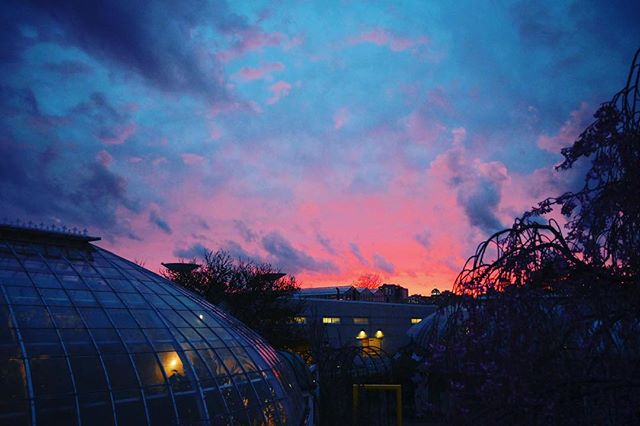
347,28 -> 430,52
267,80 -> 292,105
100,123 -> 137,145
210,123 -> 222,140
538,102 -> 591,152
96,149 -> 113,167
218,29 -> 284,62
232,62 -> 284,81
333,107 -> 349,130
403,111 -> 445,145
181,153 -> 206,166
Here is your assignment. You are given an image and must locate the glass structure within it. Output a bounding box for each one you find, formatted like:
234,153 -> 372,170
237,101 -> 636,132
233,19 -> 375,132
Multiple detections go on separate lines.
0,225 -> 306,425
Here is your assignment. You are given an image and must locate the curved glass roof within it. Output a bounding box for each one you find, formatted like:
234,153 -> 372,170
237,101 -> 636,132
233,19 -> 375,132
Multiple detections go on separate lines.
0,226 -> 305,425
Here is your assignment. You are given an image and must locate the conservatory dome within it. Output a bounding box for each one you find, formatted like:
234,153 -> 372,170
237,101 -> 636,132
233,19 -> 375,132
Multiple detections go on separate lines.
0,225 -> 306,425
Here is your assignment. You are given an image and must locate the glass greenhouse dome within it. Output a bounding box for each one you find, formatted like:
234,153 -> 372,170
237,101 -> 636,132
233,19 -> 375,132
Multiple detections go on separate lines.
0,225 -> 306,425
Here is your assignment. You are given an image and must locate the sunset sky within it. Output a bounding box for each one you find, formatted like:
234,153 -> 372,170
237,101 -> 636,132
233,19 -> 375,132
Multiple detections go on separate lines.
1,1 -> 639,293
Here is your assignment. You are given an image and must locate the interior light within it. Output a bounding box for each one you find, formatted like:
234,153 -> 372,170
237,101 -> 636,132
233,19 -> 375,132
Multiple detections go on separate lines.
356,329 -> 367,340
374,329 -> 384,339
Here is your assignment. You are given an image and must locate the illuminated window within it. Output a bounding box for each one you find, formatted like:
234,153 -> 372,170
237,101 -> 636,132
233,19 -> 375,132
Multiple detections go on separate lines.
410,318 -> 422,324
353,317 -> 369,324
361,338 -> 381,349
322,317 -> 341,324
293,316 -> 307,324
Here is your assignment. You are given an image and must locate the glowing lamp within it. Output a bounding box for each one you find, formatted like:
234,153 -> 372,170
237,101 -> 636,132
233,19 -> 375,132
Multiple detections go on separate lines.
374,329 -> 384,339
356,329 -> 367,340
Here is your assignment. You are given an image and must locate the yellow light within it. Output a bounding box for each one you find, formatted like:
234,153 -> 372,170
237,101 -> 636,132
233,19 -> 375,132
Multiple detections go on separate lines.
374,329 -> 384,339
356,329 -> 367,340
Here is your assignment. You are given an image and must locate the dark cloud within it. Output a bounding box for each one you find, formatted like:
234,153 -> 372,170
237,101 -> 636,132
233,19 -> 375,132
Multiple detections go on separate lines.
441,148 -> 506,235
0,137 -> 138,235
233,220 -> 257,243
173,242 -> 208,259
372,253 -> 395,274
21,0 -> 246,99
149,210 -> 172,235
220,240 -> 254,261
316,232 -> 336,255
262,231 -> 338,274
457,177 -> 504,234
415,230 -> 431,249
350,243 -> 369,266
0,85 -> 141,237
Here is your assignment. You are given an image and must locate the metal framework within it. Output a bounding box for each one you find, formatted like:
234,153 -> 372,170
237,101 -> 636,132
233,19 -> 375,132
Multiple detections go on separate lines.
0,226 -> 305,425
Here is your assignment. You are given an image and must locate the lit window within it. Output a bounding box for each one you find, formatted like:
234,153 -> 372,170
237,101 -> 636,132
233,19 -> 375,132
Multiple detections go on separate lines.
322,317 -> 341,324
293,316 -> 307,324
410,318 -> 422,324
353,317 -> 369,324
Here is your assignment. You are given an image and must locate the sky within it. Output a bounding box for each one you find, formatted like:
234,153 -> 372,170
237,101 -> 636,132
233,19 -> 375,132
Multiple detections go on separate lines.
1,0 -> 639,294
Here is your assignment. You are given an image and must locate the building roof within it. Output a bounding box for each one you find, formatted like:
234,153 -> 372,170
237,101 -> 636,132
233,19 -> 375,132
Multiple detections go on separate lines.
298,285 -> 355,296
0,226 -> 305,425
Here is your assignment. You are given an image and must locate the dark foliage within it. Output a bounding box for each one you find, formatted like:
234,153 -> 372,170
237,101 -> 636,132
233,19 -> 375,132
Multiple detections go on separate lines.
163,249 -> 305,350
419,49 -> 640,424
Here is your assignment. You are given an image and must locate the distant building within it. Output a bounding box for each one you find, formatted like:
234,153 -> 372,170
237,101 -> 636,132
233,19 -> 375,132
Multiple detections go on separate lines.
295,298 -> 435,354
299,283 -> 409,303
378,283 -> 409,303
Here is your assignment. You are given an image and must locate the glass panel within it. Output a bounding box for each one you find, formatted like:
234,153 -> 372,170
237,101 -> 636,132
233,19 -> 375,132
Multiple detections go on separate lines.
204,387 -> 227,417
70,356 -> 109,394
49,306 -> 84,328
174,393 -> 202,422
0,357 -> 27,401
85,277 -> 110,291
184,350 -> 213,382
5,286 -> 41,305
94,291 -> 124,308
0,270 -> 31,287
180,328 -> 207,349
158,351 -> 191,391
30,356 -> 74,396
103,354 -> 140,390
30,272 -> 61,288
108,279 -> 135,293
113,390 -> 147,425
133,353 -> 166,387
78,392 -> 114,426
78,307 -> 112,328
58,274 -> 87,289
91,328 -> 125,354
130,309 -> 165,328
59,328 -> 96,356
13,305 -> 53,328
146,393 -> 175,426
120,329 -> 152,353
21,329 -> 64,356
122,293 -> 147,308
107,309 -> 137,328
160,310 -> 189,327
35,396 -> 77,425
40,288 -> 72,306
143,328 -> 176,352
68,290 -> 98,306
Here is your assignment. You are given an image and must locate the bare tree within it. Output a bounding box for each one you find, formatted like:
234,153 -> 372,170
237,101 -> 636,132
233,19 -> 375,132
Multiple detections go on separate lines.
418,49 -> 640,424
